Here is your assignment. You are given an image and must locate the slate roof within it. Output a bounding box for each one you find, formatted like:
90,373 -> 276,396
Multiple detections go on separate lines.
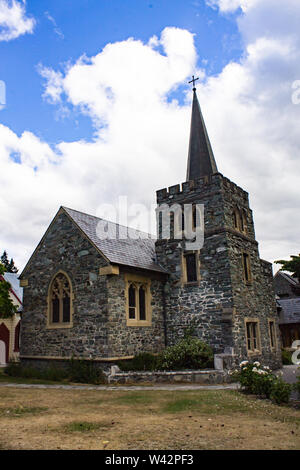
3,272 -> 23,305
278,297 -> 300,324
63,207 -> 167,274
276,271 -> 299,285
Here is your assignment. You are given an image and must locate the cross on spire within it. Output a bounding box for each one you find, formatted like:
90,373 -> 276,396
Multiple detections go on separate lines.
188,75 -> 199,90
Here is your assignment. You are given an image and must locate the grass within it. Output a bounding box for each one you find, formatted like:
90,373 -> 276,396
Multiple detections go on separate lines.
0,386 -> 299,450
0,368 -> 68,385
63,421 -> 112,433
161,392 -> 253,414
0,405 -> 48,417
115,392 -> 153,405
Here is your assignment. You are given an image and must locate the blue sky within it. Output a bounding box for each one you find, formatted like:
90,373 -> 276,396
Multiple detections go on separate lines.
1,0 -> 242,144
1,0 -> 300,269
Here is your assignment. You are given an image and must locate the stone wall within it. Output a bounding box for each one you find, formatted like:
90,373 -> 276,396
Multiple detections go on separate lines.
106,274 -> 165,356
20,211 -> 110,360
20,210 -> 166,363
107,368 -> 232,385
156,173 -> 282,369
20,170 -> 282,371
156,175 -> 233,353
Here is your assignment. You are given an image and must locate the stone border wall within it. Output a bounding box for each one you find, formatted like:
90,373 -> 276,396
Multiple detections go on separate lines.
108,368 -> 232,384
20,358 -> 233,385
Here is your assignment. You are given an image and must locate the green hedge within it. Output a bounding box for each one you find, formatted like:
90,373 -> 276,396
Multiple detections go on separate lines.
117,337 -> 214,372
282,349 -> 293,365
4,359 -> 106,385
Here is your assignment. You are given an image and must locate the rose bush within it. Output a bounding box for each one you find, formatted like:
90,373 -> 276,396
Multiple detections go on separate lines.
234,361 -> 291,405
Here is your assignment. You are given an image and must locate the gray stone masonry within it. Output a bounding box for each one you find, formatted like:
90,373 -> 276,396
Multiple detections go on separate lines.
20,211 -> 165,362
20,170 -> 282,372
156,172 -> 282,370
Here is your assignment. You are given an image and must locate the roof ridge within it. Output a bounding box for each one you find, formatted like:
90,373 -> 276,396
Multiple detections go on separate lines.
62,206 -> 154,239
278,271 -> 299,285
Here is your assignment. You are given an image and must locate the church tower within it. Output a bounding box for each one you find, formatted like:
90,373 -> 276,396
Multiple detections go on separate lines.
155,80 -> 281,368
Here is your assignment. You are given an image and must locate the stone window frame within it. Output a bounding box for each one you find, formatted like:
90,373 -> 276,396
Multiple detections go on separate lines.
124,274 -> 152,327
245,318 -> 262,356
47,270 -> 74,329
242,251 -> 252,285
174,203 -> 199,239
268,318 -> 277,351
233,207 -> 247,234
181,251 -> 201,286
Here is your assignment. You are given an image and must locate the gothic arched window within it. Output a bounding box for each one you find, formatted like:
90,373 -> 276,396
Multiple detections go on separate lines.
128,283 -> 137,319
48,272 -> 73,328
126,275 -> 151,326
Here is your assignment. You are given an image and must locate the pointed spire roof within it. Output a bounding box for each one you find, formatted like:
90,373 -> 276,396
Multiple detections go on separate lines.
186,86 -> 218,181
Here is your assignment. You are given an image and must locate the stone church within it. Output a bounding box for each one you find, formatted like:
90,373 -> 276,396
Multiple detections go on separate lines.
19,83 -> 281,370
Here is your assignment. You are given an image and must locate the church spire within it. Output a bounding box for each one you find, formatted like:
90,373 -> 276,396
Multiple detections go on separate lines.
186,77 -> 218,181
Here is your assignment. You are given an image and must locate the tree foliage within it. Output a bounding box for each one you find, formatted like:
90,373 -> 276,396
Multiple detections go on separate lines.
1,250 -> 18,273
275,254 -> 300,279
0,263 -> 18,318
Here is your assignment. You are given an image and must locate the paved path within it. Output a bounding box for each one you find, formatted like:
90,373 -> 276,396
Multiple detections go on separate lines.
0,382 -> 240,392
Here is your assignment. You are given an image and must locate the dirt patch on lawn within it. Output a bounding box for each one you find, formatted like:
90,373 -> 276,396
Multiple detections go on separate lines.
0,387 -> 299,450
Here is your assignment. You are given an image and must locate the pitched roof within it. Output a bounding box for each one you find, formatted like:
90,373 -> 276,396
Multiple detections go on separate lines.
3,272 -> 23,304
186,88 -> 218,181
63,207 -> 167,274
278,297 -> 300,324
275,271 -> 299,285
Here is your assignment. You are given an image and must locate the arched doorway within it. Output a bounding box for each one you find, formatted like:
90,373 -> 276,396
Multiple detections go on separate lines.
0,323 -> 10,364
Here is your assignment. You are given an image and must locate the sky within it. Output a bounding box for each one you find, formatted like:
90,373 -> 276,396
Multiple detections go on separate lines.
0,0 -> 300,272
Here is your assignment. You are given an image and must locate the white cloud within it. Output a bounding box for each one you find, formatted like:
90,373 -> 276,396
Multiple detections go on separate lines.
0,27 -> 196,268
202,0 -> 300,264
1,6 -> 300,271
38,66 -> 64,104
0,0 -> 35,41
206,0 -> 259,13
44,11 -> 64,39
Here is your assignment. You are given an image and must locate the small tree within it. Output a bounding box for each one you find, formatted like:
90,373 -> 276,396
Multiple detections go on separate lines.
1,251 -> 18,273
0,263 -> 17,318
275,254 -> 300,279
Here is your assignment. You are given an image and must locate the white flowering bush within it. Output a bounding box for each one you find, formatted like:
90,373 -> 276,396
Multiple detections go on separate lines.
235,361 -> 291,404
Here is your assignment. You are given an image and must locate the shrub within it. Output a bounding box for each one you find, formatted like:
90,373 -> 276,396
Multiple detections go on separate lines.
117,337 -> 213,372
251,371 -> 275,398
270,378 -> 292,405
67,358 -> 106,384
4,362 -> 67,381
158,336 -> 214,371
235,361 -> 292,404
117,352 -> 159,372
235,362 -> 257,393
4,359 -> 106,385
4,362 -> 23,377
40,366 -> 67,381
282,349 -> 293,365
